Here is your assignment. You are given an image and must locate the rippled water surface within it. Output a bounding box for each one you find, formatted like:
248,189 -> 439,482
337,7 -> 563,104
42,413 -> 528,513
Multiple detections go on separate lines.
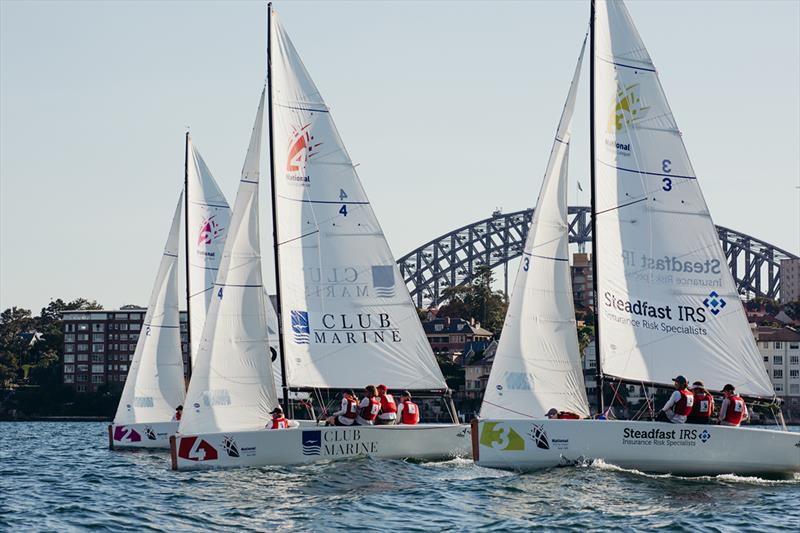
1,422 -> 798,531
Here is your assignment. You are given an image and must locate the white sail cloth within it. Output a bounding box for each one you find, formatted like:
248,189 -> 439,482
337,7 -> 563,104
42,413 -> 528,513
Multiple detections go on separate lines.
114,194 -> 186,425
592,0 -> 773,397
481,38 -> 590,420
180,90 -> 279,435
269,12 -> 447,391
186,138 -> 232,367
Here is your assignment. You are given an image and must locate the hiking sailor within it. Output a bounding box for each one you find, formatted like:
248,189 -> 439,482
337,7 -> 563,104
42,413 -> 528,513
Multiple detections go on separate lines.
269,406 -> 298,429
687,381 -> 714,424
397,391 -> 420,425
545,408 -> 581,420
355,385 -> 381,426
718,384 -> 749,427
375,384 -> 397,425
326,390 -> 358,426
656,375 -> 694,424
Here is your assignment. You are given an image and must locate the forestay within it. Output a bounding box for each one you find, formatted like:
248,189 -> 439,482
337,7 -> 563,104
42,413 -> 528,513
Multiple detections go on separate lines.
481,38 -> 590,420
114,194 -> 186,425
186,138 -> 232,367
592,0 -> 773,397
180,90 -> 279,435
269,12 -> 447,390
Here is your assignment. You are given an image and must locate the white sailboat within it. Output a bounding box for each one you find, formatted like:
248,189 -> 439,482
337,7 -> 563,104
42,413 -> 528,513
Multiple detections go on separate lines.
474,0 -> 800,476
109,195 -> 186,449
170,5 -> 470,470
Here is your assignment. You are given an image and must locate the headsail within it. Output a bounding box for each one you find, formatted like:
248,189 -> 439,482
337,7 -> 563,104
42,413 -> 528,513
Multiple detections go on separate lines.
269,11 -> 447,390
186,137 -> 232,368
180,90 -> 278,435
114,194 -> 185,425
592,0 -> 773,397
481,37 -> 590,420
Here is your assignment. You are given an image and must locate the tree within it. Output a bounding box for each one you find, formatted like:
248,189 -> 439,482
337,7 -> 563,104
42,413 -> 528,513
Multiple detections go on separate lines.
437,267 -> 508,336
0,307 -> 35,387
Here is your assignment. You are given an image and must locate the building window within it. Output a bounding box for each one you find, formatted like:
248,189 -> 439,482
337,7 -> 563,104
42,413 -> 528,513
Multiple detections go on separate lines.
64,334 -> 75,342
77,344 -> 89,352
64,354 -> 75,363
119,323 -> 129,331
763,356 -> 768,362
762,342 -> 769,348
65,344 -> 75,353
130,334 -> 139,341
76,372 -> 88,381
130,323 -> 141,331
77,385 -> 86,392
130,313 -> 141,321
790,384 -> 800,394
77,333 -> 89,341
92,334 -> 104,342
791,356 -> 799,365
91,364 -> 104,373
774,369 -> 783,379
120,364 -> 128,372
91,354 -> 103,363
129,344 -> 137,351
790,370 -> 799,379
64,374 -> 75,383
774,356 -> 783,365
64,364 -> 74,373
77,323 -> 89,331
91,374 -> 104,384
115,313 -> 128,320
92,344 -> 104,353
774,384 -> 783,392
77,354 -> 88,362
774,342 -> 782,349
790,343 -> 799,350
65,324 -> 75,333
92,323 -> 105,332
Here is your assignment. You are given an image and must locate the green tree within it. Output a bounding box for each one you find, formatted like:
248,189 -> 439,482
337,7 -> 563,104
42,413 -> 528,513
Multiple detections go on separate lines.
438,266 -> 508,336
0,307 -> 35,387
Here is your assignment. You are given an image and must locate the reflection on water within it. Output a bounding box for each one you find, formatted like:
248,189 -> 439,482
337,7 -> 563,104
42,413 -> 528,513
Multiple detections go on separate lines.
1,422 -> 798,531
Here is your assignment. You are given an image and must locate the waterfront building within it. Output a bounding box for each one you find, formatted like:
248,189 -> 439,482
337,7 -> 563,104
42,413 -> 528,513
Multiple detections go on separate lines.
781,258 -> 800,303
61,308 -> 188,393
422,317 -> 492,362
571,253 -> 594,309
754,325 -> 800,422
463,340 -> 498,400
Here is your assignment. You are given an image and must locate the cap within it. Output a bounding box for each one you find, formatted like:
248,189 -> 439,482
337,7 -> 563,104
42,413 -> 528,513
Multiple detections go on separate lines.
672,375 -> 687,385
344,389 -> 356,398
271,406 -> 283,415
722,383 -> 736,392
401,390 -> 412,398
377,384 -> 388,391
691,380 -> 704,388
546,408 -> 558,416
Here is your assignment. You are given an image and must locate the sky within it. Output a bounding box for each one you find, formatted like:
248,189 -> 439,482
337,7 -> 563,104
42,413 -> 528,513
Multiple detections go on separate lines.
1,0 -> 798,312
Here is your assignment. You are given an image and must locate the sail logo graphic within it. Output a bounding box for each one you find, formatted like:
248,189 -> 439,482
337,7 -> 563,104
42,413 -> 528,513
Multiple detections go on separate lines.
197,215 -> 224,248
222,436 -> 240,458
113,425 -> 141,443
177,436 -> 219,462
529,424 -> 550,450
479,422 -> 525,451
371,266 -> 396,298
302,430 -> 322,456
286,124 -> 322,180
144,426 -> 157,440
699,430 -> 711,443
608,83 -> 650,132
702,291 -> 726,316
291,310 -> 310,344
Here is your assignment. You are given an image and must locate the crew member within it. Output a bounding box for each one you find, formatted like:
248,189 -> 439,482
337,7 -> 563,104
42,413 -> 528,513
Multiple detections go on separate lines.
545,408 -> 581,420
174,405 -> 183,421
687,381 -> 714,424
326,390 -> 358,426
718,384 -> 748,427
269,406 -> 298,429
656,375 -> 694,424
355,385 -> 381,426
397,391 -> 420,425
376,384 -> 397,425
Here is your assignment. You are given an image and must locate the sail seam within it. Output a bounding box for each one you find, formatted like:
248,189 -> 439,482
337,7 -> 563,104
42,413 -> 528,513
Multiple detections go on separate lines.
275,103 -> 329,113
598,55 -> 656,73
278,195 -> 369,205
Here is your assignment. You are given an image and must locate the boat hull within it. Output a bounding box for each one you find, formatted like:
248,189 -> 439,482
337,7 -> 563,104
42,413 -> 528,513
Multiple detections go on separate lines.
109,422 -> 179,450
171,423 -> 472,470
473,419 -> 800,475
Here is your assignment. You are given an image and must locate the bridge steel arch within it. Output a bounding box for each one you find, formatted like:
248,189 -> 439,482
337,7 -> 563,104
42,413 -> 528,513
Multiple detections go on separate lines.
396,207 -> 798,308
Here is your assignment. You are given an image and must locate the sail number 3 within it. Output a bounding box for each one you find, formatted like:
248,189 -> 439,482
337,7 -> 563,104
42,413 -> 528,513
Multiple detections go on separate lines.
662,159 -> 672,191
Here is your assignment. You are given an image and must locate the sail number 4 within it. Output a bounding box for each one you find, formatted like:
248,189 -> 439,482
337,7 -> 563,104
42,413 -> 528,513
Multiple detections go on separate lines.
339,188 -> 348,216
662,159 -> 672,191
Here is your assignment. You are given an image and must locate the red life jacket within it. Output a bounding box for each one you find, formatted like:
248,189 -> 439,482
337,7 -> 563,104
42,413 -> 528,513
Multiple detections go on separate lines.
674,388 -> 694,416
175,411 -> 182,421
379,393 -> 397,414
360,397 -> 381,421
400,400 -> 420,425
557,411 -> 580,420
723,395 -> 745,425
271,416 -> 289,429
691,393 -> 713,418
343,397 -> 358,419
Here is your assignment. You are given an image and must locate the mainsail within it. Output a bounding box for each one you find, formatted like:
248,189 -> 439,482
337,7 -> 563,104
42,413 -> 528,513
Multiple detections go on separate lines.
269,10 -> 447,391
114,194 -> 186,425
480,38 -> 590,420
186,137 -> 232,367
592,0 -> 773,397
179,90 -> 279,435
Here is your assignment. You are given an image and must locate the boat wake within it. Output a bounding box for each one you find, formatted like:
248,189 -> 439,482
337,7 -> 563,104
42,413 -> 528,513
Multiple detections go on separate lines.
588,459 -> 800,485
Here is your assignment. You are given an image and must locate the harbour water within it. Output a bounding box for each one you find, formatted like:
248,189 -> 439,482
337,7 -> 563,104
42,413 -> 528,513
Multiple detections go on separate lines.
1,422 -> 798,531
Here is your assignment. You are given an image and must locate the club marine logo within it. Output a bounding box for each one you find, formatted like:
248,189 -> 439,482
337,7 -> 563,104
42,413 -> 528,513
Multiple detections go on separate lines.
286,124 -> 322,181
197,215 -> 224,248
702,291 -> 727,316
113,425 -> 141,443
222,436 -> 240,458
177,436 -> 219,462
529,424 -> 550,450
608,83 -> 650,132
291,310 -> 310,344
302,430 -> 322,456
479,422 -> 525,451
371,265 -> 396,298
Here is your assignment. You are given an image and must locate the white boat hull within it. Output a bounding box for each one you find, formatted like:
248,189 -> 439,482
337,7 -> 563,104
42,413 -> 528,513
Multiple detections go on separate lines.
109,421 -> 179,450
171,423 -> 472,470
473,419 -> 800,476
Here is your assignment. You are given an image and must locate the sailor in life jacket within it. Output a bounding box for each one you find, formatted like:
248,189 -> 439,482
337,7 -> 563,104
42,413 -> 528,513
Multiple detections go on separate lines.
375,384 -> 397,425
268,406 -> 298,430
326,390 -> 359,426
687,380 -> 714,424
355,385 -> 382,426
657,375 -> 694,424
397,391 -> 420,425
718,383 -> 749,427
545,408 -> 581,420
173,405 -> 183,422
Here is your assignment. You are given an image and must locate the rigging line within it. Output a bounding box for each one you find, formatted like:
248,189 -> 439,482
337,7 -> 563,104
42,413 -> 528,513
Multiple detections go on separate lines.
274,103 -> 329,113
480,400 -> 536,419
594,196 -> 647,216
598,159 -> 696,180
188,200 -> 229,209
278,229 -> 320,246
164,253 -> 178,258
188,286 -> 214,299
522,252 -> 570,262
215,283 -> 264,288
277,195 -> 370,205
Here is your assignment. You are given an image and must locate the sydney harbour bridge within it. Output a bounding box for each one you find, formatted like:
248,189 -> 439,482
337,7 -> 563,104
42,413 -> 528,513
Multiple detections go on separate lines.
396,206 -> 798,308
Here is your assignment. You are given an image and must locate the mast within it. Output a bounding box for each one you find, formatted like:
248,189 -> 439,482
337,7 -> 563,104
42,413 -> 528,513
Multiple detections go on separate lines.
183,130 -> 192,380
267,2 -> 291,412
589,0 -> 604,415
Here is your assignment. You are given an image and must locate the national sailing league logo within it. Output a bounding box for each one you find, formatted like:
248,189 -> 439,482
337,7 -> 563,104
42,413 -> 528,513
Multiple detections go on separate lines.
609,83 -> 650,132
291,310 -> 310,344
197,215 -> 224,247
286,124 -> 322,181
371,266 -> 396,298
702,291 -> 726,316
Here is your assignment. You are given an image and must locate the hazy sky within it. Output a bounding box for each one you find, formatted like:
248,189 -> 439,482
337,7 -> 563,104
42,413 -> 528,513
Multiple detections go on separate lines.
1,0 -> 798,312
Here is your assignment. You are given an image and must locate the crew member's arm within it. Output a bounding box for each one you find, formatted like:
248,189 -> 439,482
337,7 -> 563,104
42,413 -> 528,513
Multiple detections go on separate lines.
332,398 -> 347,417
661,390 -> 680,412
742,402 -> 750,422
718,398 -> 729,422
396,402 -> 405,424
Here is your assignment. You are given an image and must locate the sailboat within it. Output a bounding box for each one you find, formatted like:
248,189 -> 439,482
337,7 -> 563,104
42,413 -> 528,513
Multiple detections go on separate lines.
473,0 -> 800,476
109,136 -> 233,449
170,5 -> 470,470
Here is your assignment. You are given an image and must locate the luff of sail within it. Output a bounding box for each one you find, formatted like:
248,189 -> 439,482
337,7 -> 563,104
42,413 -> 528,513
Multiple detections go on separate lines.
114,194 -> 185,425
592,0 -> 773,398
186,138 -> 232,368
481,37 -> 590,420
179,89 -> 278,435
269,11 -> 447,391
